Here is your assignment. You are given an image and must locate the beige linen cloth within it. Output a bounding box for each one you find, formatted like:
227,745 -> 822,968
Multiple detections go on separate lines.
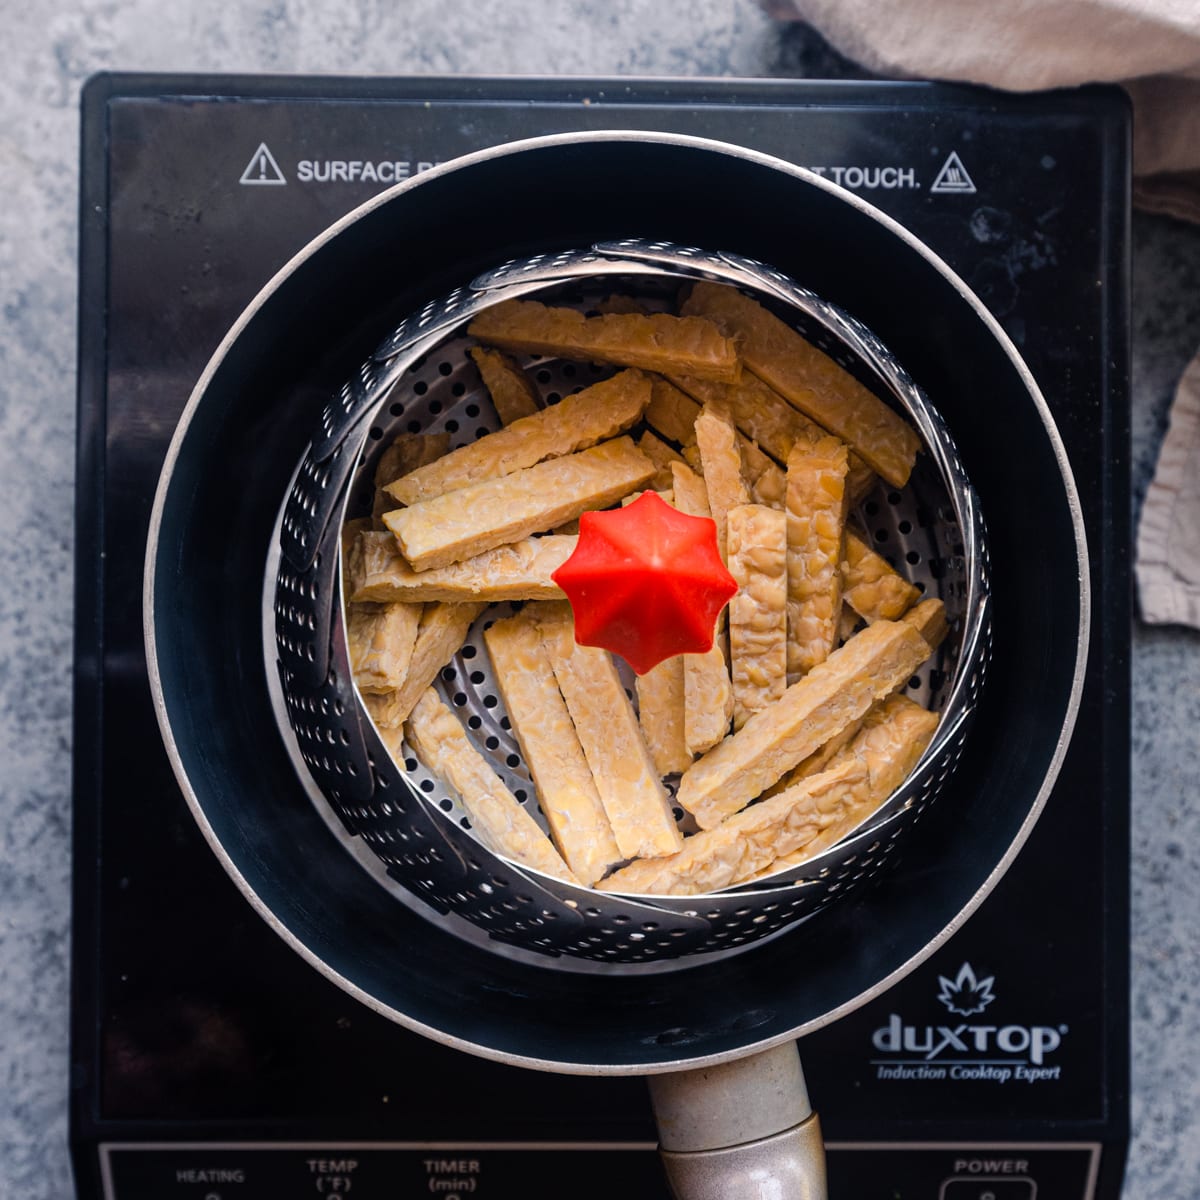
768,0 -> 1200,625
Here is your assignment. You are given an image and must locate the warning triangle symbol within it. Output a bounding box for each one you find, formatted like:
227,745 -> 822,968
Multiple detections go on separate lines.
930,150 -> 976,195
239,142 -> 287,186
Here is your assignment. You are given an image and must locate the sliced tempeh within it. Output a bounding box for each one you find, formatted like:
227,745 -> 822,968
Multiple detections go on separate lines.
384,437 -> 655,571
669,368 -> 877,503
637,429 -> 687,491
902,596 -> 949,650
673,371 -> 828,466
347,600 -> 421,693
594,293 -> 652,315
484,614 -> 622,885
599,758 -> 868,896
372,432 -> 451,525
746,451 -> 787,509
785,437 -> 851,681
469,345 -> 541,424
469,299 -> 742,383
683,642 -> 734,758
636,652 -> 692,777
361,602 -> 485,729
535,602 -> 683,860
681,282 -> 921,487
669,460 -> 711,519
675,619 -> 933,829
845,460 -> 879,506
760,694 -> 940,874
838,606 -> 863,645
404,689 -> 578,884
621,487 -> 675,511
341,516 -> 372,597
670,462 -> 734,755
694,403 -> 750,562
349,530 -> 574,603
650,377 -> 786,507
763,717 -> 866,798
727,504 -> 788,729
842,528 -> 922,623
645,375 -> 704,446
386,369 -> 651,506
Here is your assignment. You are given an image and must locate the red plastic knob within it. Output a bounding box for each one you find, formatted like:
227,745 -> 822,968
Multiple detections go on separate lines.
551,490 -> 738,675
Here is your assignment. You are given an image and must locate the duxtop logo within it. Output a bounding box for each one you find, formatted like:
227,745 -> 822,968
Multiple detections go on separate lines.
870,962 -> 1067,1084
937,962 -> 996,1016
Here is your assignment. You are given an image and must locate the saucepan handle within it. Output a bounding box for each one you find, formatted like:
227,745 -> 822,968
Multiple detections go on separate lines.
648,1042 -> 827,1200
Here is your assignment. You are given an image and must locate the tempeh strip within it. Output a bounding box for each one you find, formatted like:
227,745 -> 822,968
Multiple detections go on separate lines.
673,371 -> 826,464
763,717 -> 866,798
536,603 -> 683,860
681,282 -> 921,487
684,643 -> 733,758
902,597 -> 949,650
404,689 -> 577,884
372,433 -> 450,526
670,461 -> 711,520
386,370 -> 650,506
649,377 -> 785,507
469,345 -> 540,424
838,607 -> 863,644
341,517 -> 372,598
842,529 -> 922,623
594,293 -> 651,315
645,376 -> 704,446
676,619 -> 932,829
349,530 -> 575,603
760,695 -> 939,874
347,601 -> 421,693
384,437 -> 655,571
599,758 -> 868,896
670,367 -> 877,497
361,602 -> 486,729
636,653 -> 691,777
785,437 -> 850,681
637,429 -> 687,491
694,403 -> 750,562
746,451 -> 787,509
670,462 -> 734,755
846,461 -> 878,506
469,299 -> 742,383
727,504 -> 788,729
484,614 -> 622,885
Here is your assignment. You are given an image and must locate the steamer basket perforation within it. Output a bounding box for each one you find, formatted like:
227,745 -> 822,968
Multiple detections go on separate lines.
272,241 -> 990,965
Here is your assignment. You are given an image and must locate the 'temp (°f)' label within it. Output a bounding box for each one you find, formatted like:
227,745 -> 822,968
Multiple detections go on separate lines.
307,1157 -> 356,1193
424,1157 -> 480,1196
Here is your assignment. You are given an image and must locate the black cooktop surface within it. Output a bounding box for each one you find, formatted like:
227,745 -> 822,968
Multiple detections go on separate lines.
73,75 -> 1129,1200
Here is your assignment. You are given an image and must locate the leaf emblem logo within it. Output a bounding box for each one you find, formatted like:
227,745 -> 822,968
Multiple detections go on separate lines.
936,962 -> 996,1016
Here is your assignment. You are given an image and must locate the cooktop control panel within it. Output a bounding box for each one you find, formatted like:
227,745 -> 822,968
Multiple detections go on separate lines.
102,1142 -> 1098,1199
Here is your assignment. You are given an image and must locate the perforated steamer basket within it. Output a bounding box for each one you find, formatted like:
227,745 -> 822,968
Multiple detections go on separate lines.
271,238 -> 991,966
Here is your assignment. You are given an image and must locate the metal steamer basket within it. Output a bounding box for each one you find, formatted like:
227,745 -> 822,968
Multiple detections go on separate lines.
272,239 -> 992,965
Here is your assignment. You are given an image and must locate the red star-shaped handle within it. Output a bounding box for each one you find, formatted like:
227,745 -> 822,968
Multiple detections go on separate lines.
551,490 -> 738,675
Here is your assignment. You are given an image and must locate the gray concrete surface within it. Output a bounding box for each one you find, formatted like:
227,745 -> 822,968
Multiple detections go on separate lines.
1,1 -> 1196,1196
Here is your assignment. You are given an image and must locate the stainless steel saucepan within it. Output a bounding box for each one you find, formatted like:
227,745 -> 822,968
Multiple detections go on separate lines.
146,132 -> 1088,1199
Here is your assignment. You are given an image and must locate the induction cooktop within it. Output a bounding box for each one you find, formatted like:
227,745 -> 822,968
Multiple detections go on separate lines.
72,73 -> 1130,1200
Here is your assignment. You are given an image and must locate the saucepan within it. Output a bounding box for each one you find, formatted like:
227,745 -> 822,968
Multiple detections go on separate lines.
145,132 -> 1088,1199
